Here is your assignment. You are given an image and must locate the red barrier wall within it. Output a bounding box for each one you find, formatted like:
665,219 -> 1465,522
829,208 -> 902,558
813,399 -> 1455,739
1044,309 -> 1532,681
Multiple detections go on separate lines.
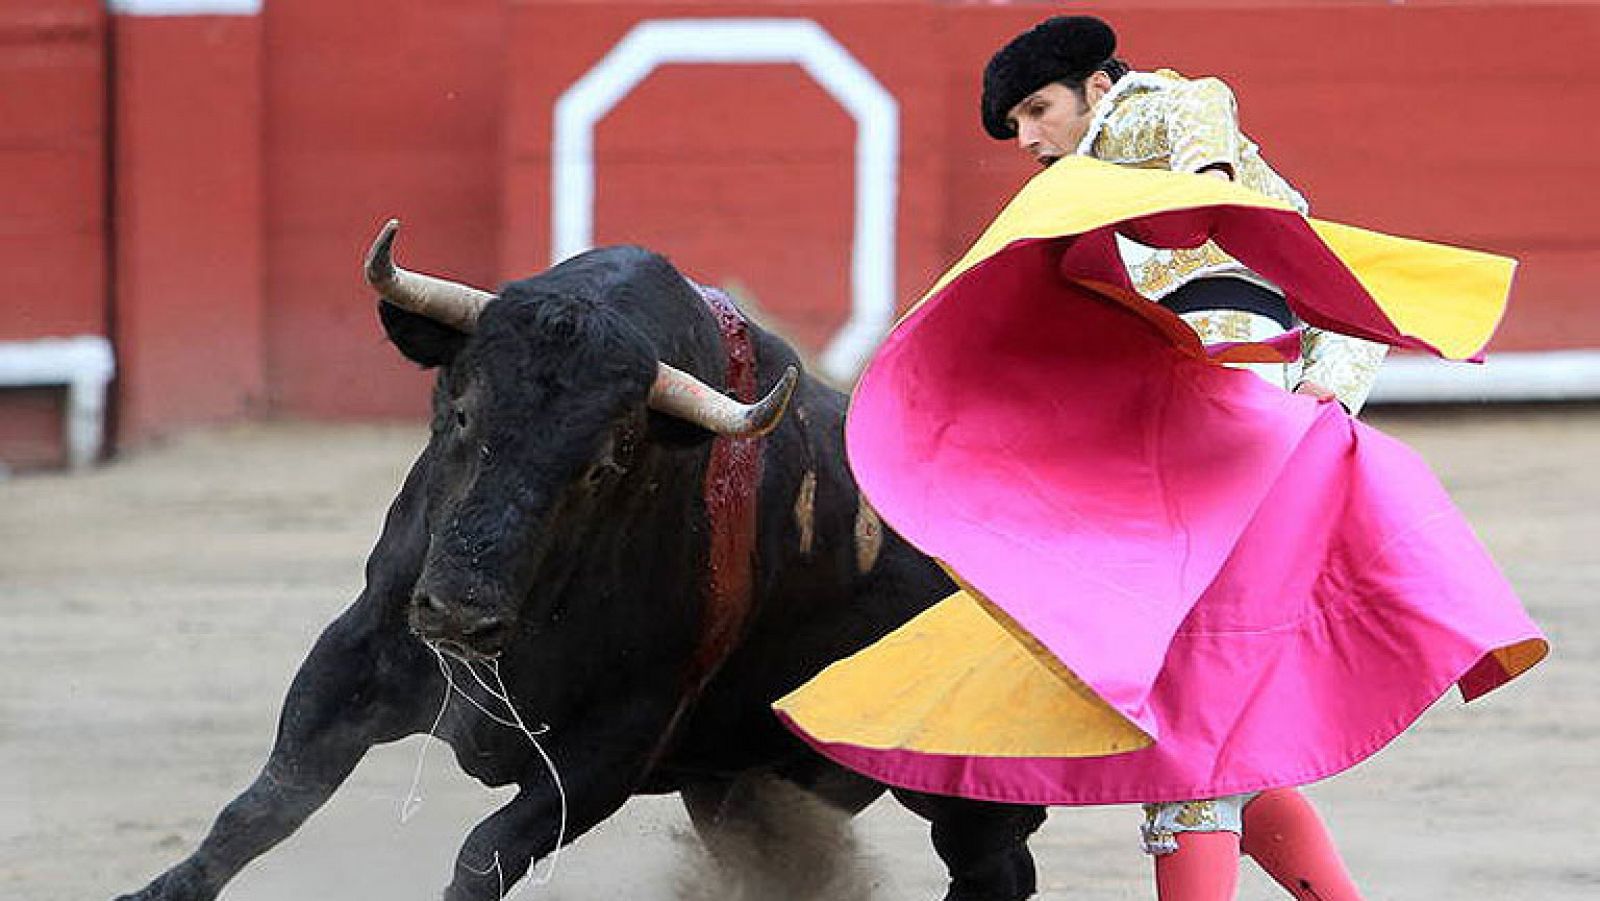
112,13 -> 266,443
501,3 -> 952,376
262,0 -> 507,419
0,0 -> 106,466
0,0 -> 105,342
503,0 -> 1600,380
3,1 -> 1597,467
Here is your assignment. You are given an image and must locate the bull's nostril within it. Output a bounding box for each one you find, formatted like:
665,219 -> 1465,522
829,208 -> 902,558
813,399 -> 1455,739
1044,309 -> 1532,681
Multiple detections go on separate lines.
460,615 -> 507,640
407,589 -> 509,654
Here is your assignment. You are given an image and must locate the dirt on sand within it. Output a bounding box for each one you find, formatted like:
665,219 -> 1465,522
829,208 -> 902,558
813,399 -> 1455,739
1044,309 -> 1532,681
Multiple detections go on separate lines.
2,410 -> 1597,900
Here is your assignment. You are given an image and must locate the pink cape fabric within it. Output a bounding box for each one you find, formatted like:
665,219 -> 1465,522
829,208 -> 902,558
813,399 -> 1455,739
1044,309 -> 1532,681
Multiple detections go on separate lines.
798,228 -> 1546,806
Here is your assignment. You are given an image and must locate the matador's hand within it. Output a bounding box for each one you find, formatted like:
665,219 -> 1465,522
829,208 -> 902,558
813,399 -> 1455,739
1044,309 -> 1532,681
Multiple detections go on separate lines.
1294,380 -> 1339,404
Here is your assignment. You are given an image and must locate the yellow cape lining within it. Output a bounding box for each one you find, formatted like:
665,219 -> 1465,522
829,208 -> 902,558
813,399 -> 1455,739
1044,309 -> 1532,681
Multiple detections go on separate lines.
774,589 -> 1153,758
915,157 -> 1514,362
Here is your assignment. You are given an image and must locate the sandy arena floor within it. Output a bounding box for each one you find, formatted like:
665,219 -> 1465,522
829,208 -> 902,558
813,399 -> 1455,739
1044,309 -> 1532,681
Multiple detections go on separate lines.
2,410 -> 1597,900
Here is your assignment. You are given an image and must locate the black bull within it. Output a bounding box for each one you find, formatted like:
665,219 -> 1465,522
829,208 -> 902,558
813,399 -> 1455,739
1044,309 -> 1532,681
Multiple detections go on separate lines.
114,241 -> 1047,901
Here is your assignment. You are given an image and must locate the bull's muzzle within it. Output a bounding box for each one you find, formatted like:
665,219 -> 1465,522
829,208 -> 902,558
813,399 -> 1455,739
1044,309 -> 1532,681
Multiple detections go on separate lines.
408,589 -> 514,659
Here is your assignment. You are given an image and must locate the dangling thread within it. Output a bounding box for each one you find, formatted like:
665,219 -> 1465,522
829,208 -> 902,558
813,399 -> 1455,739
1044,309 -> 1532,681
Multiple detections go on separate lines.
403,643 -> 569,896
484,657 -> 569,888
398,647 -> 455,823
460,850 -> 506,900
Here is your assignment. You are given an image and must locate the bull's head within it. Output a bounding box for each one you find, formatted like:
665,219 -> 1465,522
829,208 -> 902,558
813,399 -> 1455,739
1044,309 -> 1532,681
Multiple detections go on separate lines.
366,220 -> 797,658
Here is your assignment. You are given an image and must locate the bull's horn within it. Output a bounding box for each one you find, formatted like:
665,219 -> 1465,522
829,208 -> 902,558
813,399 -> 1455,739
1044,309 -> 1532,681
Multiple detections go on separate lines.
365,218 -> 496,332
649,364 -> 799,438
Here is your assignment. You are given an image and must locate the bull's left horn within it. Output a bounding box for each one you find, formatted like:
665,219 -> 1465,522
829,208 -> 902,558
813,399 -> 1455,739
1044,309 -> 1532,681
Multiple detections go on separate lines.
365,218 -> 496,332
649,364 -> 799,438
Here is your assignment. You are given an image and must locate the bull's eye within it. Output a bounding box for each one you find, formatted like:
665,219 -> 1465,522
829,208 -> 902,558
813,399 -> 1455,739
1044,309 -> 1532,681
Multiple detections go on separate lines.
454,408 -> 468,429
580,438 -> 625,491
581,453 -> 617,490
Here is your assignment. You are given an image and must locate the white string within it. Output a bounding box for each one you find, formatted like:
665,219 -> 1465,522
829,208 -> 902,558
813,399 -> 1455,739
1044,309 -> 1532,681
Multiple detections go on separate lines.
398,648 -> 455,823
460,850 -> 507,900
482,658 -> 569,888
464,659 -> 549,736
403,643 -> 569,896
433,645 -> 524,730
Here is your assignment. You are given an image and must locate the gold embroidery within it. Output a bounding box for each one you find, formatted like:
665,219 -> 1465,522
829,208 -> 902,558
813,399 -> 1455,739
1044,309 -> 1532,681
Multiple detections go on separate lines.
1092,89 -> 1172,165
1087,70 -> 1309,301
1183,310 -> 1258,344
1173,800 -> 1223,829
1089,72 -> 1305,207
1166,78 -> 1239,175
1141,795 -> 1251,855
1127,242 -> 1237,299
1301,330 -> 1389,414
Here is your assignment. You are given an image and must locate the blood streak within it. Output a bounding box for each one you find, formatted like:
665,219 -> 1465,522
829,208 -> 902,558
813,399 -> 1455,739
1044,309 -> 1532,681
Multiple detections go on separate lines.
689,285 -> 764,687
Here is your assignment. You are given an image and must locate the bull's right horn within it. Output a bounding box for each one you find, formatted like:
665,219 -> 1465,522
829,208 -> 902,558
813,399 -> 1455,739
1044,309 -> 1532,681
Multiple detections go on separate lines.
649,364 -> 799,438
365,218 -> 496,332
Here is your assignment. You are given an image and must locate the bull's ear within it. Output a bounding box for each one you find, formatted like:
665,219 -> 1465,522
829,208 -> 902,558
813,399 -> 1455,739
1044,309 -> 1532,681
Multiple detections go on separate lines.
379,300 -> 468,368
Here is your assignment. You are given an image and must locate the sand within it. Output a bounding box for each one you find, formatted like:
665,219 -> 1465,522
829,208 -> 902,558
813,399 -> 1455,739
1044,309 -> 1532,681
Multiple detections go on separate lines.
3,410 -> 1596,900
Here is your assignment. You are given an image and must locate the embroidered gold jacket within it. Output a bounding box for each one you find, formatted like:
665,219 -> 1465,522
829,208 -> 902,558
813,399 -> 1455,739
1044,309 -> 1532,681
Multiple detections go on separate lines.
1077,69 -> 1387,412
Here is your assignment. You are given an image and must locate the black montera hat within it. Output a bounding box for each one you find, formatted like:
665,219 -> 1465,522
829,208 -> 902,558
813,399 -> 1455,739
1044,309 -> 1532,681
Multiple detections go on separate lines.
981,15 -> 1117,140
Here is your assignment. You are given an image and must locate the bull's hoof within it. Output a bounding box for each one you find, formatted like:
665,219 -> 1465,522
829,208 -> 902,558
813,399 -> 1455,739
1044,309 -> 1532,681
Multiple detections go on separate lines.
942,884 -> 1036,901
940,889 -> 1030,901
941,847 -> 1038,901
112,862 -> 216,901
443,869 -> 511,901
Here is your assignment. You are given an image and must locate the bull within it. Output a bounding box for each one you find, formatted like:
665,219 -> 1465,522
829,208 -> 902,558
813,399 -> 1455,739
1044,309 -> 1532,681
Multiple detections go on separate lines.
114,221 -> 1047,901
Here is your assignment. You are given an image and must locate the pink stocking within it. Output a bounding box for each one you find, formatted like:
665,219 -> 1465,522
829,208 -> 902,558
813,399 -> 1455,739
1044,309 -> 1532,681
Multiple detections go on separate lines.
1154,831 -> 1241,901
1241,788 -> 1362,900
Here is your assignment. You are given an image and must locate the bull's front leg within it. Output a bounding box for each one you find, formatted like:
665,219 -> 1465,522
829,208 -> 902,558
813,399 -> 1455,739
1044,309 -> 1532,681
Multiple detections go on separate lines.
441,784 -> 570,901
441,699 -> 677,901
114,608 -> 431,901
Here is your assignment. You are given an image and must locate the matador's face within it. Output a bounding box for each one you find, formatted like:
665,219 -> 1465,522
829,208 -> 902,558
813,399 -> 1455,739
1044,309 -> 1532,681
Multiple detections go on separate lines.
1005,74 -> 1110,168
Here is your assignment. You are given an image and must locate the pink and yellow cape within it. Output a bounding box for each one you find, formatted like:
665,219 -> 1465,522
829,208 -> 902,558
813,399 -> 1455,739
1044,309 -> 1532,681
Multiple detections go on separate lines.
773,157 -> 1547,805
